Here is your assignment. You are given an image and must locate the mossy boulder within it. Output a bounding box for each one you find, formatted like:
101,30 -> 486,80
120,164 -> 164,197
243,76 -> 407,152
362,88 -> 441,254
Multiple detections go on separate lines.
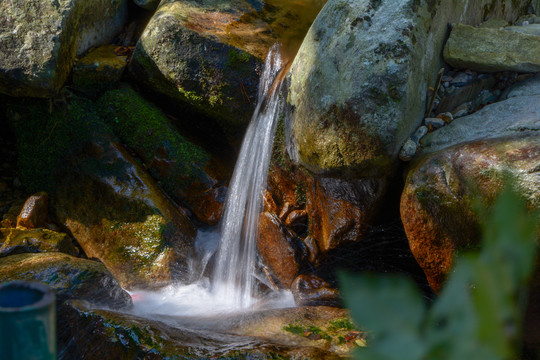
0,0 -> 128,97
59,300 -> 340,359
129,0 -> 325,142
0,252 -> 132,308
286,0 -> 529,178
97,86 -> 225,225
0,228 -> 78,257
4,95 -> 197,289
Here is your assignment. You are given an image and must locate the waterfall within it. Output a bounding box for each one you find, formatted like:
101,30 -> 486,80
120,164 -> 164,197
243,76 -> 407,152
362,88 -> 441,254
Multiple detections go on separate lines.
211,44 -> 284,309
129,45 -> 293,317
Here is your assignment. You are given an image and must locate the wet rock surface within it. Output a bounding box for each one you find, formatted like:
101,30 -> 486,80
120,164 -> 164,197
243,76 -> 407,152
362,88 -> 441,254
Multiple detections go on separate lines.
0,252 -> 132,308
16,192 -> 49,229
291,274 -> 341,307
0,228 -> 77,258
59,300 -> 343,360
97,85 -> 226,225
257,212 -> 306,289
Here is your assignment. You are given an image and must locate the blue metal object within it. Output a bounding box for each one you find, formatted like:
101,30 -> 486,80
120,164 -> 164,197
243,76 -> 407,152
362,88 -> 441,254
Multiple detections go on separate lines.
0,281 -> 56,360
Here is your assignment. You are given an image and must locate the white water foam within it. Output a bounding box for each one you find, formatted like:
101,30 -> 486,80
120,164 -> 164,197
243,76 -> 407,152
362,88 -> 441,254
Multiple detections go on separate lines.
130,44 -> 295,317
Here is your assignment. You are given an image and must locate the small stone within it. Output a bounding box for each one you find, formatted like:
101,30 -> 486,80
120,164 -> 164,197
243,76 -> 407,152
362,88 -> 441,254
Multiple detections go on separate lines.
17,192 -> 49,229
436,112 -> 454,123
399,138 -> 419,162
279,202 -> 294,222
291,274 -> 341,307
452,102 -> 471,118
451,72 -> 471,87
425,117 -> 446,130
411,125 -> 429,143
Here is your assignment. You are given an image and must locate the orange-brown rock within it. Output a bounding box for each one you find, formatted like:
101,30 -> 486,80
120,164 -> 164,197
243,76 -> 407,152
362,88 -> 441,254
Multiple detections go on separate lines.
268,164 -> 303,209
263,190 -> 278,214
302,236 -> 319,266
279,202 -> 294,221
257,212 -> 306,289
16,192 -> 48,229
306,177 -> 385,253
285,209 -> 308,235
291,274 -> 341,307
401,135 -> 540,292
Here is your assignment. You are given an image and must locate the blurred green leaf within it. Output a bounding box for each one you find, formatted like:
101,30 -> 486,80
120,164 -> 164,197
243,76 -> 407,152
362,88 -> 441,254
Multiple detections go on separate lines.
340,187 -> 538,360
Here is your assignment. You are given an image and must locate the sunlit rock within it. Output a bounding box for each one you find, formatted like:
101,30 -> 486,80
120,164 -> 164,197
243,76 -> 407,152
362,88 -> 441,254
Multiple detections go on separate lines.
129,0 -> 326,142
444,23 -> 540,72
0,252 -> 132,308
0,0 -> 128,97
16,192 -> 48,229
257,212 -> 306,289
286,0 -> 529,177
0,228 -> 78,257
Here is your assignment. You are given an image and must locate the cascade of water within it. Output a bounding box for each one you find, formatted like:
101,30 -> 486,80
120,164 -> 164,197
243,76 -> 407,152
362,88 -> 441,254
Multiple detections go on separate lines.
130,45 -> 292,317
211,44 -> 284,309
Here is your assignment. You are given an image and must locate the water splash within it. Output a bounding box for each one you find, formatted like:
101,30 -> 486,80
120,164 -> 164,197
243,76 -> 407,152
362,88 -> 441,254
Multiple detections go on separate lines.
211,44 -> 284,309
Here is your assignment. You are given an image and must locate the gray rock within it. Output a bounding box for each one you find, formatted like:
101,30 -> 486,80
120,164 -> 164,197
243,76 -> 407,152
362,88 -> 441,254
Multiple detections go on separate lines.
425,117 -> 446,129
399,138 -> 418,162
444,23 -> 540,73
421,95 -> 540,155
504,23 -> 540,36
0,0 -> 128,97
286,0 -> 529,178
503,73 -> 540,99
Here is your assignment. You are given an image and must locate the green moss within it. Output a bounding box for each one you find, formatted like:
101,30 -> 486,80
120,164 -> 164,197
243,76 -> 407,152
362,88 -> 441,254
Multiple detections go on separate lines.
5,93 -> 108,192
227,49 -> 251,69
97,86 -> 210,189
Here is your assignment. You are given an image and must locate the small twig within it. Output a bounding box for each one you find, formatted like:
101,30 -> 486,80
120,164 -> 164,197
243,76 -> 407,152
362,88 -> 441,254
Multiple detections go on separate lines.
239,79 -> 250,104
426,67 -> 445,117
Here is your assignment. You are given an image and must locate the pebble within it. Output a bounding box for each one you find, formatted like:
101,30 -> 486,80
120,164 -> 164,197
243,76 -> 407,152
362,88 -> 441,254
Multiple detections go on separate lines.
410,125 -> 428,143
399,138 -> 418,161
452,102 -> 471,118
425,117 -> 446,130
436,112 -> 454,123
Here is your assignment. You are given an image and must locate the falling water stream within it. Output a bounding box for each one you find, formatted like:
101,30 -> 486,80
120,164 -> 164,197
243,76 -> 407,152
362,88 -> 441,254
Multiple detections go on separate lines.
130,45 -> 294,318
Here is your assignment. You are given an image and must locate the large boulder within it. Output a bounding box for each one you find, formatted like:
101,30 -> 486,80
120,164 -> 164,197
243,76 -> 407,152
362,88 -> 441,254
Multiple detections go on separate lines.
401,77 -> 540,292
129,0 -> 325,140
286,0 -> 529,177
5,96 -> 197,289
0,0 -> 128,97
444,23 -> 540,72
401,135 -> 540,291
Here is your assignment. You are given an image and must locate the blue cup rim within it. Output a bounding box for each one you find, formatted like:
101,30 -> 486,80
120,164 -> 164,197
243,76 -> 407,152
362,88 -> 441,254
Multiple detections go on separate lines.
0,281 -> 55,312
